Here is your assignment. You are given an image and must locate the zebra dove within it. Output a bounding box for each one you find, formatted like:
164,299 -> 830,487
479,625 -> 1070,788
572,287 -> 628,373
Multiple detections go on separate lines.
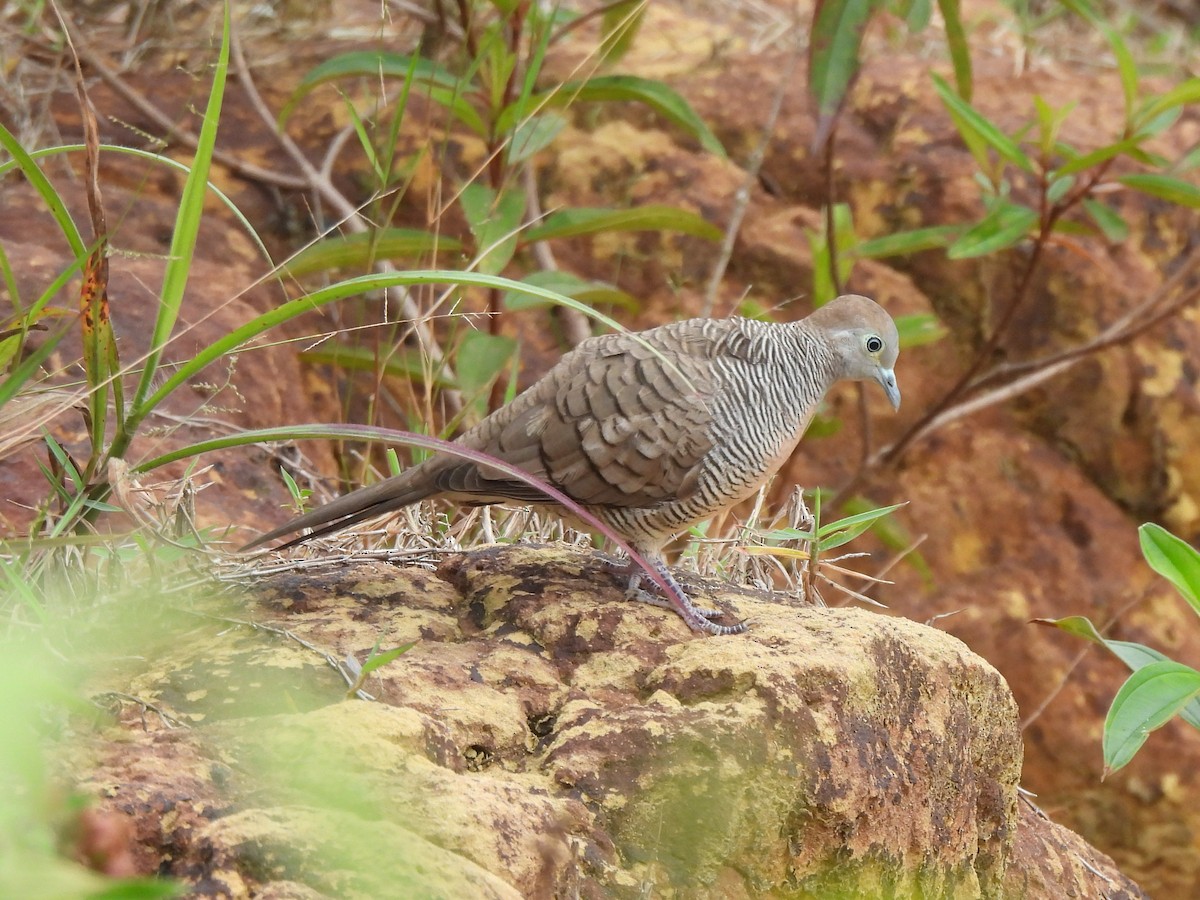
245,294 -> 901,636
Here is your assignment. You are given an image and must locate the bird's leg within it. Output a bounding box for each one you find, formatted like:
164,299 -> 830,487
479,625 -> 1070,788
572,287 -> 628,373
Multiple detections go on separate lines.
605,555 -> 746,636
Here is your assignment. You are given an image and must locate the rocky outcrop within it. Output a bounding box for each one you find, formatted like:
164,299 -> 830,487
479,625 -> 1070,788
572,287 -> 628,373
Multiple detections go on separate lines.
81,547 -> 1143,898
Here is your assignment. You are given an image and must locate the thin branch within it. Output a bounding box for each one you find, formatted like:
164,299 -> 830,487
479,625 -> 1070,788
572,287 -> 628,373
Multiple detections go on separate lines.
701,33 -> 802,317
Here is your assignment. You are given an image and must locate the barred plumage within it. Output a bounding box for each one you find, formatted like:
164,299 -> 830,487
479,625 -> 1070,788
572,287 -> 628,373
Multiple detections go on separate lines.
244,294 -> 901,636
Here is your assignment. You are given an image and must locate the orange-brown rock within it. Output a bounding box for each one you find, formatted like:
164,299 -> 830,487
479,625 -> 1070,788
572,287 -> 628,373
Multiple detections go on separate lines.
74,548 -> 1143,898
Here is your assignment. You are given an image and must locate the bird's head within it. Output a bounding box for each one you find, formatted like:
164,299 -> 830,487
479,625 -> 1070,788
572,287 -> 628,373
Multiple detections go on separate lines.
807,294 -> 901,410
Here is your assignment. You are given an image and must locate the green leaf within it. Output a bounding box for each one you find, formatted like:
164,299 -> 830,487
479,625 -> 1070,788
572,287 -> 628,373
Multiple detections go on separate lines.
947,201 -> 1038,259
816,502 -> 907,551
126,4 -> 230,432
506,111 -> 567,164
460,184 -> 525,275
932,74 -> 1033,173
599,0 -> 646,65
1056,0 -> 1137,120
1134,79 -> 1200,132
809,0 -> 880,148
855,225 -> 958,258
524,205 -> 722,242
279,51 -> 459,125
456,330 -> 517,418
545,75 -> 726,157
1083,198 -> 1129,242
1119,173 -> 1200,209
1053,135 -> 1143,178
1138,523 -> 1200,617
361,641 -> 416,677
936,0 -> 972,101
895,312 -> 947,348
503,271 -> 638,312
297,343 -> 455,388
284,229 -> 462,276
1034,615 -> 1200,730
1045,173 -> 1075,204
1103,661 -> 1200,775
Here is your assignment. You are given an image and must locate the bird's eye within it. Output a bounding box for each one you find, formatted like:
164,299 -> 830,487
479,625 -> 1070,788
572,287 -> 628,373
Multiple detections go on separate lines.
865,335 -> 884,354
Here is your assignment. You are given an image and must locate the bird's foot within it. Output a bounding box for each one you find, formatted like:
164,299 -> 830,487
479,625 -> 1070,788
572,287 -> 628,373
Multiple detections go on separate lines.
608,556 -> 747,636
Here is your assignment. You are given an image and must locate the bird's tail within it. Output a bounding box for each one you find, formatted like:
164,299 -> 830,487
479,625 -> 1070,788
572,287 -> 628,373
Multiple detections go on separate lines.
240,469 -> 436,552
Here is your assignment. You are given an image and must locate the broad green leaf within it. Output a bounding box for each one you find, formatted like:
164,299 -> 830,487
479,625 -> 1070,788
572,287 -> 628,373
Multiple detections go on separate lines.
1034,615 -> 1200,730
895,312 -> 947,348
279,51 -> 459,125
947,201 -> 1037,259
1120,173 -> 1200,208
936,0 -> 972,100
1103,661 -> 1200,775
503,271 -> 638,312
284,230 -> 462,276
543,75 -> 726,157
855,225 -> 958,257
457,330 -> 517,418
461,184 -> 525,275
524,205 -> 722,242
1138,522 -> 1200,617
1083,199 -> 1129,242
809,0 -> 880,148
506,111 -> 567,163
897,0 -> 932,31
932,74 -> 1033,173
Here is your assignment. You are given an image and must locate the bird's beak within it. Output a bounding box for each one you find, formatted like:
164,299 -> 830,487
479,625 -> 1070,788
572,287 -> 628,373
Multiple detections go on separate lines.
876,368 -> 901,410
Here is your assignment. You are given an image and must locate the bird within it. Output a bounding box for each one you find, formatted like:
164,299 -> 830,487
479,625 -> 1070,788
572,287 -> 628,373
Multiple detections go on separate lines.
244,294 -> 901,636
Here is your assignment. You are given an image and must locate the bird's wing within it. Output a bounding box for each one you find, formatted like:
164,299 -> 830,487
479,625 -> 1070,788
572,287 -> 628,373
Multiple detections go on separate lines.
432,325 -> 727,509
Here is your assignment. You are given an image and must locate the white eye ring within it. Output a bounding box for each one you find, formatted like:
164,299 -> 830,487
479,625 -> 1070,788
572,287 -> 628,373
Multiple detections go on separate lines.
865,335 -> 883,354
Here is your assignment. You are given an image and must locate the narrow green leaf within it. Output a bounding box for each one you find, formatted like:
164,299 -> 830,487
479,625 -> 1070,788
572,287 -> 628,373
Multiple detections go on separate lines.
128,3 -> 230,426
279,51 -> 459,125
1053,136 -> 1143,177
599,0 -> 646,65
1133,106 -> 1182,141
809,0 -> 879,148
1135,79 -> 1200,132
816,502 -> 908,537
1103,661 -> 1200,775
1083,198 -> 1129,242
546,75 -> 726,157
936,0 -> 972,101
524,205 -> 722,242
1138,523 -> 1200,617
284,230 -> 462,277
0,122 -> 86,258
1120,173 -> 1200,208
947,202 -> 1037,259
503,271 -> 638,312
361,641 -> 416,677
900,0 -> 932,32
932,74 -> 1033,173
855,225 -> 958,257
297,343 -> 455,388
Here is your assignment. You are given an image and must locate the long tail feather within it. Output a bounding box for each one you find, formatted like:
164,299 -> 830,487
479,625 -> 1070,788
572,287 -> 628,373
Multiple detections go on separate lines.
240,472 -> 435,551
